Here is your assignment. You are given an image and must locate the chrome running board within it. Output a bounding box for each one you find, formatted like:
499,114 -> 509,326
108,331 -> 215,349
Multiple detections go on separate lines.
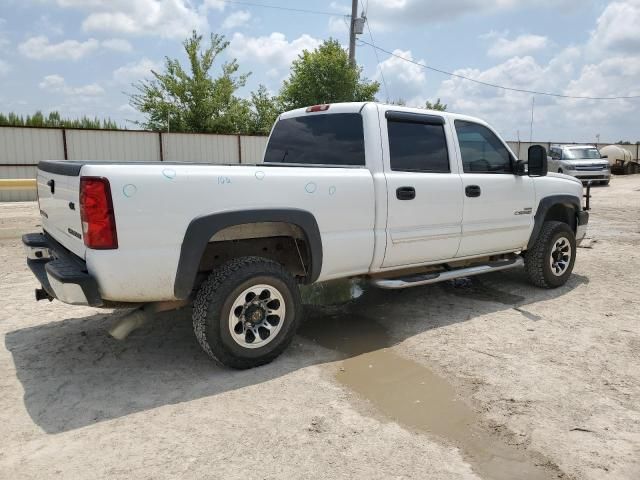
372,257 -> 524,290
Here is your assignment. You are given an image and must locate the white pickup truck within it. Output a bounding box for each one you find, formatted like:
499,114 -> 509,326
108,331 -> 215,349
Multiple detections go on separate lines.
23,102 -> 589,369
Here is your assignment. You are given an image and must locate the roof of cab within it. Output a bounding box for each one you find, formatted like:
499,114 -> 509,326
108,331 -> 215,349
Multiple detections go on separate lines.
279,101 -> 489,127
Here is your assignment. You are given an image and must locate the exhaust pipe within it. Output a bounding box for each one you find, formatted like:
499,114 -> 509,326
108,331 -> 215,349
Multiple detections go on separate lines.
108,300 -> 189,340
109,307 -> 151,340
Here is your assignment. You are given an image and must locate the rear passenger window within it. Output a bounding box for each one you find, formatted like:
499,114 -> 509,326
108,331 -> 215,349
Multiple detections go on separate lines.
455,120 -> 513,174
387,121 -> 450,173
264,113 -> 365,166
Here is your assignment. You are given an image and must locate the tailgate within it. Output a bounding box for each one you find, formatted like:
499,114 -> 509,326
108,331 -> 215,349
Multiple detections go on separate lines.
37,161 -> 86,259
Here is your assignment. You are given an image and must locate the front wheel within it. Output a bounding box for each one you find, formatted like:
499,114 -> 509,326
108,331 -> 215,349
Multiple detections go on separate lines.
192,256 -> 302,369
524,221 -> 576,288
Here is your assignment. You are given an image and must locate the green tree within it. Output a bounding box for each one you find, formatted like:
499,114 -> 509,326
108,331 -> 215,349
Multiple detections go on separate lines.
248,85 -> 281,135
425,98 -> 447,111
0,110 -> 119,129
279,39 -> 379,110
129,30 -> 252,133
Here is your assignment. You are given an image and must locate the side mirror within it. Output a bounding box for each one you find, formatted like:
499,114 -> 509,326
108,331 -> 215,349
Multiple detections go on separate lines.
514,159 -> 527,176
601,155 -> 608,159
528,145 -> 548,177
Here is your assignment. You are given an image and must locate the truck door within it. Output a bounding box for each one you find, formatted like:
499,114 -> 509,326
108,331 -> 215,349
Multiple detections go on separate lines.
453,120 -> 534,257
382,111 -> 464,268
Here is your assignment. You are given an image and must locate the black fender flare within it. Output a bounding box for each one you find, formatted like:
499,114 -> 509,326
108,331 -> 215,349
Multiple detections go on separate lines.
174,209 -> 323,299
527,195 -> 581,249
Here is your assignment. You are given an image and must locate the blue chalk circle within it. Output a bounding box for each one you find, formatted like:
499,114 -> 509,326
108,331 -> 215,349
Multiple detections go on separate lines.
305,182 -> 317,194
218,176 -> 231,185
328,186 -> 337,196
162,168 -> 176,180
123,184 -> 137,198
255,171 -> 265,180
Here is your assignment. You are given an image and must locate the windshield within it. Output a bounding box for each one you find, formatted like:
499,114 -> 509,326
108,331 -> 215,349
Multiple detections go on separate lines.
562,148 -> 601,160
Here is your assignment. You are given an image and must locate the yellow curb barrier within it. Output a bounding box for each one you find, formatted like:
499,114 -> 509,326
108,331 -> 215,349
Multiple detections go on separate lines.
0,179 -> 37,190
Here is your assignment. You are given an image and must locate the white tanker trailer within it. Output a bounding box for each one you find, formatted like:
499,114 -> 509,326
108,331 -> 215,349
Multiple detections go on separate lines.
599,145 -> 639,175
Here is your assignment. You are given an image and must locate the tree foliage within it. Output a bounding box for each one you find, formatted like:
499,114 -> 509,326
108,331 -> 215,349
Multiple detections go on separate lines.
0,111 -> 119,129
248,85 -> 281,135
425,98 -> 447,111
389,98 -> 447,111
279,39 -> 379,110
129,31 -> 256,134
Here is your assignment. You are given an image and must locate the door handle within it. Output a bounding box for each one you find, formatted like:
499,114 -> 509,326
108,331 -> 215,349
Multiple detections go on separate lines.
396,186 -> 416,200
47,179 -> 55,195
465,185 -> 481,198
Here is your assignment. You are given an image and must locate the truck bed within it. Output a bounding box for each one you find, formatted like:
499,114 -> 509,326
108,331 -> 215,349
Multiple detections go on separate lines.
36,160 -> 377,302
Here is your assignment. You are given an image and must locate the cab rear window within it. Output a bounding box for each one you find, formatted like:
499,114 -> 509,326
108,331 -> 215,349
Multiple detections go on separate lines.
264,113 -> 365,166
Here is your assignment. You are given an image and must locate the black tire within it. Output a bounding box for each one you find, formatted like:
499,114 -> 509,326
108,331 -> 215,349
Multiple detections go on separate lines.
192,256 -> 302,369
524,221 -> 576,289
602,180 -> 610,186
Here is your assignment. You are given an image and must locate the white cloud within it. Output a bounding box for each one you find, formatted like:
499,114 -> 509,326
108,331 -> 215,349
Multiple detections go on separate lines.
328,16 -> 348,34
222,10 -> 251,29
35,15 -> 64,36
365,0 -> 586,28
589,0 -> 640,54
113,57 -> 161,84
102,38 -> 133,52
39,74 -> 105,96
229,32 -> 321,75
18,36 -> 100,60
375,49 -> 427,104
52,0 -> 219,39
486,32 -> 549,58
19,35 -> 136,60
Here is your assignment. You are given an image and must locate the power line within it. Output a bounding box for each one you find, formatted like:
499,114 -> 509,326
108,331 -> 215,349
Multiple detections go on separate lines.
359,39 -> 640,101
360,14 -> 389,101
216,0 -> 339,17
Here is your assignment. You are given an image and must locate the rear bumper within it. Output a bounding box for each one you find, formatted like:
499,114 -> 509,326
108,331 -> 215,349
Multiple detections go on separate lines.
23,232 -> 103,307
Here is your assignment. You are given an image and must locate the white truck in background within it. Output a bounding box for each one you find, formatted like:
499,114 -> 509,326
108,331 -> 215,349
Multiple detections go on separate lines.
24,102 -> 589,369
548,144 -> 611,185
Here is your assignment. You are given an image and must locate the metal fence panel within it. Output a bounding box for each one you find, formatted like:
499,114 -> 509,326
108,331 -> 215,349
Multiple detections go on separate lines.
240,136 -> 268,164
66,130 -> 160,162
162,133 -> 240,164
0,127 -> 64,165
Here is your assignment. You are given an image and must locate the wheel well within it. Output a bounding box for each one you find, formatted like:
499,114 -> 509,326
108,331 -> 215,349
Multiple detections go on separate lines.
195,222 -> 311,285
543,203 -> 576,232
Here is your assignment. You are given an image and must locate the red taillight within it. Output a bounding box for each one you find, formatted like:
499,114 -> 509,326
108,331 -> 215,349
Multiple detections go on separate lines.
79,177 -> 118,249
306,104 -> 330,112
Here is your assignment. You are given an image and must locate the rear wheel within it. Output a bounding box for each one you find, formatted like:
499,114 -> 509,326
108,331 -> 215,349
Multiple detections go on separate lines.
192,256 -> 302,369
525,221 -> 576,288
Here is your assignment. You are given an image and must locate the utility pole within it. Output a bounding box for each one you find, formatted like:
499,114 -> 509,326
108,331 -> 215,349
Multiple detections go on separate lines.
348,0 -> 358,66
529,96 -> 535,142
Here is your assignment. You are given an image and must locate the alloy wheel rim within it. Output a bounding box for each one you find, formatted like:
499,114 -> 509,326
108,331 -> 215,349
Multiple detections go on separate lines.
228,284 -> 286,349
549,237 -> 572,276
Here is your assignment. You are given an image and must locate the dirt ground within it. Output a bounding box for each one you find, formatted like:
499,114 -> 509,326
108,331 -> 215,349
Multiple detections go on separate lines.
1,176 -> 639,480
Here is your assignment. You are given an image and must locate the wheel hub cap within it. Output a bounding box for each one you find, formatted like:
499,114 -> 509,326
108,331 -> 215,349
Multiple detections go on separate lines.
549,237 -> 572,277
229,284 -> 286,349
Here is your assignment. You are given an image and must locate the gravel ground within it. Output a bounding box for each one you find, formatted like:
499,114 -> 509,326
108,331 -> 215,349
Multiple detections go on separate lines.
1,176 -> 639,480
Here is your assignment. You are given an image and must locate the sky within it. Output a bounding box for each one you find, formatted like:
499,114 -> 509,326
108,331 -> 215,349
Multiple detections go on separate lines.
0,0 -> 639,142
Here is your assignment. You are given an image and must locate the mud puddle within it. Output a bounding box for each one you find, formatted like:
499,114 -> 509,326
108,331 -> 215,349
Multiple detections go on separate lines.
300,307 -> 560,480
